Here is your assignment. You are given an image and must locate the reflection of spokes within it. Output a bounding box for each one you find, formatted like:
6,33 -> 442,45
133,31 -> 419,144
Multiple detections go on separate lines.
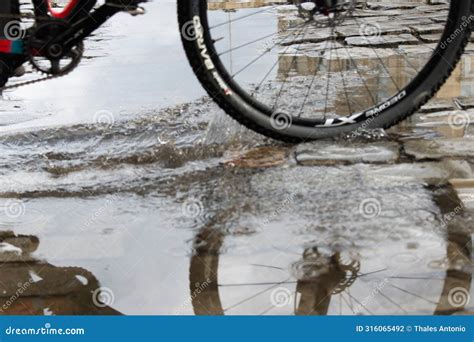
188,199 -> 472,315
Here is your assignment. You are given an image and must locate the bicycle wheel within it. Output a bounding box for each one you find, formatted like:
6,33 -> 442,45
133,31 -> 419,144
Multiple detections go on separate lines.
178,1 -> 473,142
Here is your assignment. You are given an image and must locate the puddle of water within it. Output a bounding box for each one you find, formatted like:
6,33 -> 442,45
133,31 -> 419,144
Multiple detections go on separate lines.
0,1 -> 473,316
0,163 -> 472,315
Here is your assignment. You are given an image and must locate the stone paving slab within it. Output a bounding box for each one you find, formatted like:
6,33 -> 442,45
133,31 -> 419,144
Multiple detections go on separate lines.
404,138 -> 474,160
295,141 -> 400,165
419,99 -> 457,113
411,110 -> 474,127
456,97 -> 474,110
358,160 -> 473,184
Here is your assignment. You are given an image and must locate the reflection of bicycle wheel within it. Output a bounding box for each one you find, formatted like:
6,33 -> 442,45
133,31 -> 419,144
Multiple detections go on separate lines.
179,1 -> 472,141
189,192 -> 472,315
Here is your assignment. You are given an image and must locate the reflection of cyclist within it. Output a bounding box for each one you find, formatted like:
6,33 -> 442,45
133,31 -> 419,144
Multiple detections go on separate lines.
295,247 -> 359,315
0,0 -> 25,88
0,231 -> 121,315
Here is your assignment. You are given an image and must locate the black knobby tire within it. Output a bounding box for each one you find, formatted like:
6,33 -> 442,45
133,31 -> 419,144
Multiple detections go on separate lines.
178,1 -> 473,142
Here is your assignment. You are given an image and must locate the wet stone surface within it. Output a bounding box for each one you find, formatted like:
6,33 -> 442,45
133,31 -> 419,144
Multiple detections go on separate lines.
0,0 -> 472,316
295,141 -> 400,165
404,138 -> 474,161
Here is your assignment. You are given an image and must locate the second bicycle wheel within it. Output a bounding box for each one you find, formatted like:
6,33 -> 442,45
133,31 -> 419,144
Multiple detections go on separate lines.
178,0 -> 473,142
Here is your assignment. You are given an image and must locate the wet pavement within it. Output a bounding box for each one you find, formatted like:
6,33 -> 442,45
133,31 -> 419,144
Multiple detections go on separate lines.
0,0 -> 473,315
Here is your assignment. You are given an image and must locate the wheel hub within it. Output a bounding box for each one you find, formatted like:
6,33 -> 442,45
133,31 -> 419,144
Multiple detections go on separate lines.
295,0 -> 356,27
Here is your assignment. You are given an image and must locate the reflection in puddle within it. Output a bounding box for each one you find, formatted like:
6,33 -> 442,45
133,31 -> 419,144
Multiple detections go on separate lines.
0,231 -> 121,315
188,184 -> 473,316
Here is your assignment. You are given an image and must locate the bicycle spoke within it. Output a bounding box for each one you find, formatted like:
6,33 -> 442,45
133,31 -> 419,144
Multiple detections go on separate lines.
233,22 -> 310,79
223,278 -> 291,312
377,289 -> 409,314
209,5 -> 280,30
340,43 -> 377,106
387,283 -> 438,305
334,41 -> 353,116
253,24 -> 314,90
250,263 -> 285,270
340,293 -> 355,314
350,17 -> 405,91
323,29 -> 335,119
346,289 -> 374,315
219,23 -> 306,57
273,23 -> 313,110
297,39 -> 329,117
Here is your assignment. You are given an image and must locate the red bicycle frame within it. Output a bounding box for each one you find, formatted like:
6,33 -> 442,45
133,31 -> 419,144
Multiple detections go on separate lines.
47,0 -> 82,19
32,0 -> 97,20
